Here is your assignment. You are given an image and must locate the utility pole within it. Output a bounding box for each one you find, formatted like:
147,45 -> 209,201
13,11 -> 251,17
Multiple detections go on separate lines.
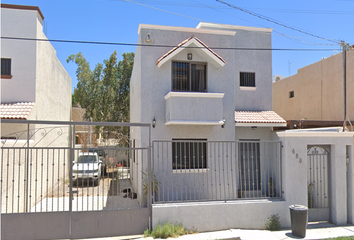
341,41 -> 349,132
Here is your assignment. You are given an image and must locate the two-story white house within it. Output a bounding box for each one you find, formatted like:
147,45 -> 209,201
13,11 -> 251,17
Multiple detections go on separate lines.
1,3 -> 71,144
130,22 -> 286,205
129,23 -> 354,232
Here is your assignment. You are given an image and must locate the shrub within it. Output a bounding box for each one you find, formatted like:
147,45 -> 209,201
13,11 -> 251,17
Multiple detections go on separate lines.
144,222 -> 196,239
265,214 -> 281,231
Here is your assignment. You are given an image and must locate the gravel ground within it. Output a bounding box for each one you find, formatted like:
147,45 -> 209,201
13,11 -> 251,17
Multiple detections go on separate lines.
31,167 -> 138,212
48,167 -> 131,198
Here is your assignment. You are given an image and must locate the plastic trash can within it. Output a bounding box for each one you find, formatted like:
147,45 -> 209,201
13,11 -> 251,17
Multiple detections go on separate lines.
289,204 -> 308,238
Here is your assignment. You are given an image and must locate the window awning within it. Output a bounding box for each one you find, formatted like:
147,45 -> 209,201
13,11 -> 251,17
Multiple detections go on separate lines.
156,36 -> 226,69
1,102 -> 35,119
235,110 -> 287,127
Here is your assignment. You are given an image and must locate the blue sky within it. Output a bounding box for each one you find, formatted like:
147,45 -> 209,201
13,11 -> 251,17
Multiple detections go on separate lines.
3,0 -> 354,92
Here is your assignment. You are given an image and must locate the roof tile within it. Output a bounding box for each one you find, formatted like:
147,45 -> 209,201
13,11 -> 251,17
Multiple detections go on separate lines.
1,102 -> 35,119
235,111 -> 286,124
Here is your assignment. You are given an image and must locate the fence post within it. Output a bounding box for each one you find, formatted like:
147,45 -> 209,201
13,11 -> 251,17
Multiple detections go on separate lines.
148,125 -> 152,231
69,124 -> 74,240
25,123 -> 30,212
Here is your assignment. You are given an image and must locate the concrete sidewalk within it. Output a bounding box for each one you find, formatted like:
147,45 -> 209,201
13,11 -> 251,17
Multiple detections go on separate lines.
73,222 -> 354,240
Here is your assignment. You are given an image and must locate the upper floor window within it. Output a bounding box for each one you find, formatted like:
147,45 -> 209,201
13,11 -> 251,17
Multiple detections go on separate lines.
289,91 -> 294,98
172,61 -> 207,92
240,72 -> 255,87
1,58 -> 12,78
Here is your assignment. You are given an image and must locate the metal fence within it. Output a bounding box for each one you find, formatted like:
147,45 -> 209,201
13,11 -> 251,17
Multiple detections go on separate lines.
1,120 -> 150,214
151,140 -> 282,203
307,146 -> 329,209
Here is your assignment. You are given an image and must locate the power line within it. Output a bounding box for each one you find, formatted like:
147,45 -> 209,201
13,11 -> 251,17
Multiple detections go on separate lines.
1,36 -> 338,51
216,0 -> 341,44
119,0 -> 341,47
122,0 -> 207,22
115,0 -> 354,15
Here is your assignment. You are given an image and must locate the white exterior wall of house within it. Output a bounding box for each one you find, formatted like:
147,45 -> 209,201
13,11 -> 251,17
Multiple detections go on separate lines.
131,23 -> 354,232
1,6 -> 38,103
35,21 -> 71,123
1,5 -> 72,213
197,23 -> 273,111
131,23 -> 274,143
153,130 -> 354,230
1,5 -> 72,146
130,23 -> 278,208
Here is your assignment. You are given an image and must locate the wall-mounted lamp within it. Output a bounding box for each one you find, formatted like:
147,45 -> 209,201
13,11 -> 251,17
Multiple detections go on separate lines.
251,126 -> 257,130
221,119 -> 226,128
187,53 -> 192,60
152,117 -> 156,128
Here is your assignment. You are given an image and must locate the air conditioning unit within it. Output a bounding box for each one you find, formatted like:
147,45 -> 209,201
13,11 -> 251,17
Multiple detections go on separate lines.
273,75 -> 284,82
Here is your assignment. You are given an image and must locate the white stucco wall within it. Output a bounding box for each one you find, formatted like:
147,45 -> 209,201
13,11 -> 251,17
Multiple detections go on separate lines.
1,7 -> 38,102
35,22 -> 71,123
278,130 -> 354,225
236,126 -> 278,141
152,130 -> 354,231
1,5 -> 72,147
197,23 -> 273,111
130,23 -> 275,206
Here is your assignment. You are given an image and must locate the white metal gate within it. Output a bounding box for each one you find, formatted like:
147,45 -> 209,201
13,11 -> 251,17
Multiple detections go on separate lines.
307,145 -> 330,222
1,119 -> 151,240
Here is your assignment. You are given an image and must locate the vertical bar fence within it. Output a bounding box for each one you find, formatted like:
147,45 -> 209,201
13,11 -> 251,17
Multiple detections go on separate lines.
151,140 -> 282,203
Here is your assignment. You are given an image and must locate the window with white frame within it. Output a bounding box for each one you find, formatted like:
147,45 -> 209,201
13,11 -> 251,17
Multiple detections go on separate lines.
240,72 -> 255,87
238,140 -> 260,190
172,61 -> 207,92
172,139 -> 207,170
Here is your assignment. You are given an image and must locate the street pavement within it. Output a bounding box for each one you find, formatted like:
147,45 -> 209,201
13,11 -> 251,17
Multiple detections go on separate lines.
71,222 -> 354,240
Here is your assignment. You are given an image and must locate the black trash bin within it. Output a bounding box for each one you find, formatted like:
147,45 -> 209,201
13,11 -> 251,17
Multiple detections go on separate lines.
289,204 -> 308,238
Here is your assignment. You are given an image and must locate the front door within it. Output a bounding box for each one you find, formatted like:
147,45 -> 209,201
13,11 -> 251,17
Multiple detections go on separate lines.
307,146 -> 330,222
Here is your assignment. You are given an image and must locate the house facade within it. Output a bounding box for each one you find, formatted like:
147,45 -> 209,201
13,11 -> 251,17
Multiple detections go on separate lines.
130,22 -> 292,225
273,50 -> 354,129
131,22 -> 284,142
130,23 -> 354,232
1,3 -> 72,144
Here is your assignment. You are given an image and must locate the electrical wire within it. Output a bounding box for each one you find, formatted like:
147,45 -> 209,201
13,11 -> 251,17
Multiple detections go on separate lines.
216,0 -> 342,44
1,36 -> 339,51
114,0 -> 354,15
120,0 -> 344,47
122,0 -> 207,22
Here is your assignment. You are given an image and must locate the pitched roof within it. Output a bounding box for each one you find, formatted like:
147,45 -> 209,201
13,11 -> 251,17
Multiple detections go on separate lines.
235,111 -> 286,127
156,36 -> 226,68
1,102 -> 35,119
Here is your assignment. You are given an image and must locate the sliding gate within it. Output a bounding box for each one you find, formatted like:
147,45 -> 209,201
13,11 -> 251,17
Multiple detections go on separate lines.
1,119 -> 151,240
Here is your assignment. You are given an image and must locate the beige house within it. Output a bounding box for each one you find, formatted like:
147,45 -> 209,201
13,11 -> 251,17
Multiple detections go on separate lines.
273,50 -> 354,129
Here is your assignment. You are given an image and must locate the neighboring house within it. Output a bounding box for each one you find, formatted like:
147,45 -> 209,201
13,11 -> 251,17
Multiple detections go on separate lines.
273,50 -> 354,129
1,3 -> 71,145
130,22 -> 286,212
0,4 -> 71,214
72,106 -> 92,146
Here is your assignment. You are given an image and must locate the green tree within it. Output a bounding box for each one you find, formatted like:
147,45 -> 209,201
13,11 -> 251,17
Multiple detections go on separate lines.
67,51 -> 134,146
